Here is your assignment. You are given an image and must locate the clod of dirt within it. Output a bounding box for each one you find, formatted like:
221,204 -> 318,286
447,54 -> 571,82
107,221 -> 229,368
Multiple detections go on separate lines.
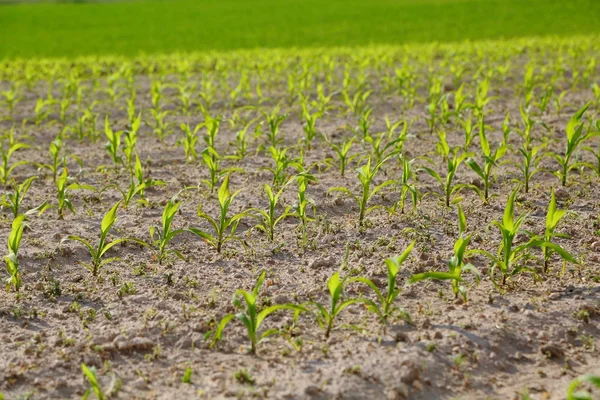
591,241 -> 600,251
398,361 -> 420,384
387,382 -> 410,399
309,257 -> 337,269
540,343 -> 564,359
554,188 -> 570,200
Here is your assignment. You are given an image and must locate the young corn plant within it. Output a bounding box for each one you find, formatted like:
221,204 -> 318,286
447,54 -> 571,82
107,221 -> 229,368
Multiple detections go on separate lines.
4,215 -> 24,292
409,206 -> 480,302
200,147 -> 228,192
250,182 -> 292,242
465,117 -> 508,202
1,176 -> 48,218
326,135 -> 358,177
582,120 -> 600,176
351,241 -> 415,326
56,168 -> 96,218
477,189 -> 575,285
261,106 -> 287,148
211,270 -> 303,353
265,146 -> 300,188
302,105 -> 321,150
37,133 -> 65,182
62,201 -> 149,276
291,173 -> 316,247
542,189 -> 572,273
310,271 -> 359,338
511,142 -> 546,194
178,123 -> 200,163
0,141 -> 30,185
104,116 -> 122,170
123,113 -> 141,170
188,174 -> 250,253
150,200 -> 186,264
421,131 -> 474,207
328,156 -> 395,229
391,155 -> 419,214
566,374 -> 600,400
81,364 -> 106,400
552,102 -> 596,186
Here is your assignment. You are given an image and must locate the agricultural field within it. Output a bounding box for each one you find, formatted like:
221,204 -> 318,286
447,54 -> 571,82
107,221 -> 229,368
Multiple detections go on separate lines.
1,35 -> 600,400
1,0 -> 600,58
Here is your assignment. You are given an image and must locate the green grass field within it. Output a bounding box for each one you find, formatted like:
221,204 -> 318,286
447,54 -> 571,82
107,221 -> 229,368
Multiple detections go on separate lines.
1,0 -> 599,58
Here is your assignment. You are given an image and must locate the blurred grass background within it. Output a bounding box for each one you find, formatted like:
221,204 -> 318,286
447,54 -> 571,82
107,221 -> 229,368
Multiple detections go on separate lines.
1,0 -> 599,58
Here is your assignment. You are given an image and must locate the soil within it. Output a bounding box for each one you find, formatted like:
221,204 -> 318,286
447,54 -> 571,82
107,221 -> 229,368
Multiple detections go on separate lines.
0,46 -> 599,400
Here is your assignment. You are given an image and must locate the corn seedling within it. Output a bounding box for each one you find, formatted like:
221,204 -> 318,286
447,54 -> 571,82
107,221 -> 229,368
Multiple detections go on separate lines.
542,188 -> 573,273
178,123 -> 200,163
582,120 -> 600,176
477,189 -> 575,285
352,241 -> 415,326
62,201 -> 149,276
188,174 -> 250,253
150,199 -> 186,264
149,109 -> 171,141
310,271 -> 359,338
56,168 -> 96,218
409,206 -> 480,301
104,116 -> 122,169
260,106 -> 287,147
265,146 -> 300,188
551,102 -> 596,186
0,140 -> 30,185
421,131 -> 474,207
4,215 -> 24,292
123,113 -> 141,169
391,155 -> 419,214
566,374 -> 600,400
326,135 -> 358,177
250,181 -> 292,242
328,156 -> 395,229
1,176 -> 48,218
81,363 -> 106,400
211,271 -> 303,353
302,105 -> 321,150
465,117 -> 508,202
291,173 -> 317,247
362,132 -> 399,165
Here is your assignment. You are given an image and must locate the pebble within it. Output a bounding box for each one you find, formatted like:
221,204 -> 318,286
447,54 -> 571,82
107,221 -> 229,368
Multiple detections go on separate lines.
591,241 -> 600,251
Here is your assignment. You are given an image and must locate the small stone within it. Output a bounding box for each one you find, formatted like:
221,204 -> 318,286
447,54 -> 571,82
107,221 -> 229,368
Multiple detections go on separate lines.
434,331 -> 443,339
420,318 -> 431,330
591,241 -> 600,252
508,304 -> 519,312
412,380 -> 423,391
